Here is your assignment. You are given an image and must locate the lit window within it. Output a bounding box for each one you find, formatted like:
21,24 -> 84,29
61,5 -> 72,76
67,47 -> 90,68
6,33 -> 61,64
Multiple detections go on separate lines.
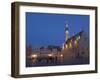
76,36 -> 80,41
78,36 -> 80,39
69,42 -> 72,48
74,40 -> 77,44
66,44 -> 68,48
74,40 -> 78,48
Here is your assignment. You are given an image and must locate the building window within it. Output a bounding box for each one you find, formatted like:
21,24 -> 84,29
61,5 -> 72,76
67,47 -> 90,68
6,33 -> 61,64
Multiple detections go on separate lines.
69,42 -> 72,48
66,44 -> 68,48
74,40 -> 78,48
76,36 -> 80,41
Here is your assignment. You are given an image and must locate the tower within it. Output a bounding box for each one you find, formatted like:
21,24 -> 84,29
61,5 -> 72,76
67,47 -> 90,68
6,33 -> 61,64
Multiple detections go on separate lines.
62,19 -> 69,50
65,20 -> 69,41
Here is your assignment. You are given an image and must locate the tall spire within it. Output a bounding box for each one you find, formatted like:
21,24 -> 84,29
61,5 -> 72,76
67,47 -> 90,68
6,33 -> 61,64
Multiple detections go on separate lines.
65,19 -> 69,41
62,18 -> 69,50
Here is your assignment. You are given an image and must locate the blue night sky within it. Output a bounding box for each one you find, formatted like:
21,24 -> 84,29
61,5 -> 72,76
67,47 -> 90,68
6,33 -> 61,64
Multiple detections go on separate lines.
26,12 -> 89,46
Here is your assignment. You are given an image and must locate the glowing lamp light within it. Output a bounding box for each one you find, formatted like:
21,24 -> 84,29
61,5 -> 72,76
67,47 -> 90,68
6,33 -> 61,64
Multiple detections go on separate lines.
60,54 -> 63,57
48,54 -> 52,57
31,54 -> 37,58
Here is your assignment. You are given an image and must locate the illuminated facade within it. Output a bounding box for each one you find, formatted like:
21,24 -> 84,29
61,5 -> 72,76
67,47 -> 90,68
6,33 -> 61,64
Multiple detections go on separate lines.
62,19 -> 83,50
65,31 -> 83,49
62,20 -> 69,49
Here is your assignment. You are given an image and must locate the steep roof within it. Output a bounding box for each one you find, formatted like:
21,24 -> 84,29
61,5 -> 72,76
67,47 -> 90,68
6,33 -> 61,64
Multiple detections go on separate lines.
66,30 -> 83,44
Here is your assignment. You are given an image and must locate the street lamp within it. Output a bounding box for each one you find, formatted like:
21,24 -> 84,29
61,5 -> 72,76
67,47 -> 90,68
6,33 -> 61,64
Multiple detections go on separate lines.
48,54 -> 53,57
60,54 -> 63,57
31,54 -> 37,58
